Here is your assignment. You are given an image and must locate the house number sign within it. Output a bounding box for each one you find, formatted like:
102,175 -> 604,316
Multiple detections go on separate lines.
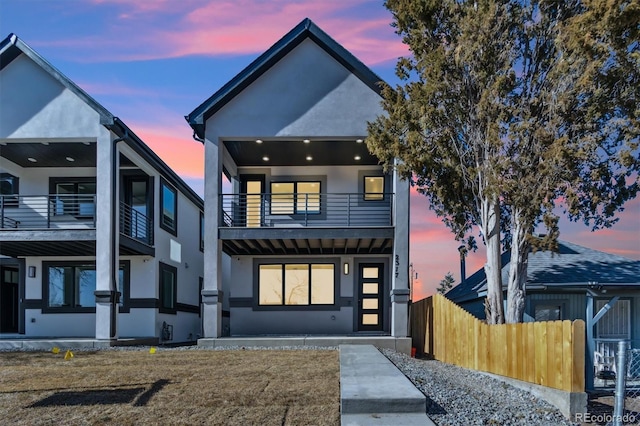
395,255 -> 399,278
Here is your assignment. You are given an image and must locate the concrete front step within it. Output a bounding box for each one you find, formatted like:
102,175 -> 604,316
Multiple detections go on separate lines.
339,344 -> 427,415
342,413 -> 435,426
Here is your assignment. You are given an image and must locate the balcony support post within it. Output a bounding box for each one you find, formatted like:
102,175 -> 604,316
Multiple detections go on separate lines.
391,165 -> 411,337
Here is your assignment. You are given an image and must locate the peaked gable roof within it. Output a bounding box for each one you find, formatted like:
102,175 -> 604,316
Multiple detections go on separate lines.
0,33 -> 203,209
1,33 -> 114,124
446,241 -> 640,303
185,18 -> 386,139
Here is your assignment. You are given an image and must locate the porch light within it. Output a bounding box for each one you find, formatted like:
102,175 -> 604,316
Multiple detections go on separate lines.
262,156 -> 269,162
343,262 -> 349,275
354,155 -> 361,161
28,266 -> 36,278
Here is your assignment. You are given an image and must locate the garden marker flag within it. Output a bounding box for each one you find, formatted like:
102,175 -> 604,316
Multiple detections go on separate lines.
149,347 -> 157,354
64,350 -> 74,360
52,347 -> 60,354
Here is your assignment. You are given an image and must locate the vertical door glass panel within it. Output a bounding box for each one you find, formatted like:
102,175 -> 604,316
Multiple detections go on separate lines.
259,265 -> 282,305
363,299 -> 378,310
285,264 -> 309,305
246,181 -> 262,227
271,183 -> 294,214
297,182 -> 320,213
311,264 -> 334,304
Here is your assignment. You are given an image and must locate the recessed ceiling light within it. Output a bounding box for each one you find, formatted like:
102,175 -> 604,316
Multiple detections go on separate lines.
83,142 -> 91,146
356,139 -> 364,143
306,156 -> 313,161
41,142 -> 49,146
303,139 -> 310,143
27,157 -> 37,163
354,155 -> 361,161
256,139 -> 263,144
66,156 -> 75,162
262,156 -> 269,161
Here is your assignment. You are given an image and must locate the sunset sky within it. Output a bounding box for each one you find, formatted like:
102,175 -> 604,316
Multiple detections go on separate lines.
2,0 -> 638,299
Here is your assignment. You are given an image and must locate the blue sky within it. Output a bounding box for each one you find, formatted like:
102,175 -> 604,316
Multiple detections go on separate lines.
2,0 -> 638,298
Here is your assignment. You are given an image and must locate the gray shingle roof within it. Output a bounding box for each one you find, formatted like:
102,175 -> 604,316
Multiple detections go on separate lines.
446,241 -> 640,303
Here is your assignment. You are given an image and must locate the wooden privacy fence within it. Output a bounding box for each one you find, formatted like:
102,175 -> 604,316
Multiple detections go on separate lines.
410,294 -> 585,393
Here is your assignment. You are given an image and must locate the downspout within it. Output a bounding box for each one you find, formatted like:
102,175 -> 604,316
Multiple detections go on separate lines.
109,126 -> 128,339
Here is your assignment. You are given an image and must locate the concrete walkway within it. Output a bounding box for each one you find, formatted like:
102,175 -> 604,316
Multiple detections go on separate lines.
340,345 -> 435,425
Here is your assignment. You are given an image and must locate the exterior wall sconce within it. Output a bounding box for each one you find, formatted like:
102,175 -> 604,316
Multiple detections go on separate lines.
343,262 -> 349,275
28,266 -> 36,278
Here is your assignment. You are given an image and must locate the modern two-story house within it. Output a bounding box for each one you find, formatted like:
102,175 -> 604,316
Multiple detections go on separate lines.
0,34 -> 204,344
186,19 -> 411,347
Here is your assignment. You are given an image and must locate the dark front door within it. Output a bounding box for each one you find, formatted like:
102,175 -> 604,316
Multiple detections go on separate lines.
357,263 -> 384,331
0,266 -> 19,333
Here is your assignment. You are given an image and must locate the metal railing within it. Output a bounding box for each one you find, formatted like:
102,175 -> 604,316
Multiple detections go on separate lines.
220,192 -> 394,228
0,194 -> 96,229
119,201 -> 154,246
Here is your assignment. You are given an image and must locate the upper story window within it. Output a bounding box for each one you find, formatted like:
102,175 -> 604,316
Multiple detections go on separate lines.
160,178 -> 178,236
50,177 -> 96,217
0,173 -> 19,206
270,181 -> 320,214
364,176 -> 384,201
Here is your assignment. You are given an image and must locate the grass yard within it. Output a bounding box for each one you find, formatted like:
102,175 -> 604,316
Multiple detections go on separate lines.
0,349 -> 340,425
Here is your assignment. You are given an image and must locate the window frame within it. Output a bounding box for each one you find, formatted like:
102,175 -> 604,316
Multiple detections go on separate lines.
363,176 -> 385,201
159,262 -> 177,314
42,260 -> 130,313
269,181 -> 321,215
0,172 -> 19,207
254,260 -> 338,310
49,177 -> 97,218
160,177 -> 178,236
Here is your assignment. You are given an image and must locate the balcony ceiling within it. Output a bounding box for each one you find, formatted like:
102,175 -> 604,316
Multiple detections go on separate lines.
223,139 -> 380,167
0,142 -> 136,168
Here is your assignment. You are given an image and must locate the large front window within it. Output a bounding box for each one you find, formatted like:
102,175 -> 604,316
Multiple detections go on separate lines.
270,181 -> 320,214
44,261 -> 128,311
258,263 -> 334,306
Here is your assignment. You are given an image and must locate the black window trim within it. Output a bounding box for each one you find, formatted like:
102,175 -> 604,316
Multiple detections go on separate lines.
363,175 -> 385,201
159,261 -> 178,314
0,172 -> 19,206
42,260 -> 131,314
269,180 -> 322,215
159,177 -> 178,236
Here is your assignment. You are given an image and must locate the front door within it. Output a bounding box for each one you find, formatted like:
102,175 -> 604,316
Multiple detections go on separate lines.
357,264 -> 384,331
0,266 -> 19,333
240,175 -> 264,227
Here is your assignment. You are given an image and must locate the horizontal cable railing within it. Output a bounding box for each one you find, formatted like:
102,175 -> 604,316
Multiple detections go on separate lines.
0,194 -> 96,229
221,193 -> 393,228
119,201 -> 154,246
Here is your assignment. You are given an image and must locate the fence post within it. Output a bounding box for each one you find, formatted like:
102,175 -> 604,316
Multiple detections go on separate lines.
613,340 -> 628,425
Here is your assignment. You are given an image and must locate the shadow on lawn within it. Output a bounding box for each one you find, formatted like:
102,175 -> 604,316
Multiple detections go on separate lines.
28,379 -> 170,408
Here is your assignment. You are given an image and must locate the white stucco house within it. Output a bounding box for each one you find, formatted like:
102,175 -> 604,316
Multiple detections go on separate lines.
0,34 -> 204,344
186,19 -> 411,347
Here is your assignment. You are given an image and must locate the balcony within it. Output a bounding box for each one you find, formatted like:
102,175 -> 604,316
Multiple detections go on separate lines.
0,195 -> 153,256
219,193 -> 394,256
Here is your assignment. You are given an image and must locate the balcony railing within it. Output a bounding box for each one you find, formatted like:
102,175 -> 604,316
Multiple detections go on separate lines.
221,192 -> 393,228
120,201 -> 154,246
0,194 -> 96,229
0,195 -> 153,245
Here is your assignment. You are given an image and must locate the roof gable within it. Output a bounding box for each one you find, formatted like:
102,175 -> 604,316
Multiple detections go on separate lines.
185,18 -> 385,138
0,33 -> 113,124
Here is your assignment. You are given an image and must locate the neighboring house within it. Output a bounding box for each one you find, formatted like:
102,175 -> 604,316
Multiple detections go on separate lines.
186,19 -> 411,339
446,240 -> 640,389
0,34 -> 204,343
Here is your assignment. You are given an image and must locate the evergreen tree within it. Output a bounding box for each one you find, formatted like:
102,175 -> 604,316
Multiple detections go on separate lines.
437,272 -> 456,295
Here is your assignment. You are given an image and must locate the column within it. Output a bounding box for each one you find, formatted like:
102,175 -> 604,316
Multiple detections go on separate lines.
391,164 -> 410,337
95,129 -> 119,341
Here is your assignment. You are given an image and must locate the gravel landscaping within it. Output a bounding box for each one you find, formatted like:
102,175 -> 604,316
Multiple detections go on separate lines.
381,348 -> 578,426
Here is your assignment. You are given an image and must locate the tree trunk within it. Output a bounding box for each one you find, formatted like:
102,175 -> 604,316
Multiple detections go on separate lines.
506,207 -> 529,323
482,195 -> 504,324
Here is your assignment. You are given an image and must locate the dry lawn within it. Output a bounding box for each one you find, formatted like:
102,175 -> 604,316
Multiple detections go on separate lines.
0,349 -> 339,425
